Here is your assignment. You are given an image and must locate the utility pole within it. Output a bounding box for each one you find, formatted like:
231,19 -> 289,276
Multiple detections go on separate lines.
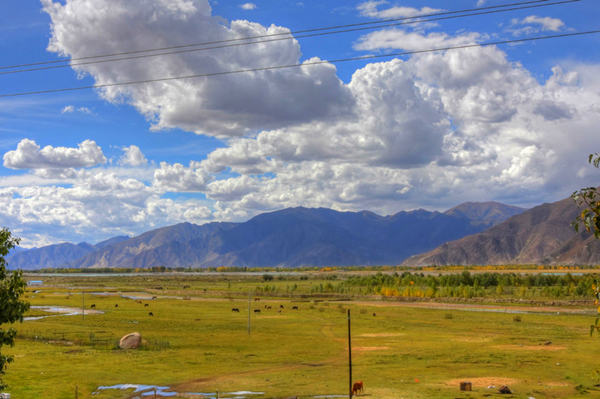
247,291 -> 251,336
348,309 -> 352,399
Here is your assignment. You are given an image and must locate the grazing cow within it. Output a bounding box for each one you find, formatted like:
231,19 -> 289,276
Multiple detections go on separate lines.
152,296 -> 157,299
254,309 -> 261,313
136,300 -> 142,304
114,304 -> 119,308
144,303 -> 149,307
352,381 -> 364,395
148,312 -> 154,316
292,306 -> 299,310
183,285 -> 190,289
372,313 -> 376,317
90,304 -> 96,309
280,305 -> 284,309
254,298 -> 260,301
232,308 -> 240,312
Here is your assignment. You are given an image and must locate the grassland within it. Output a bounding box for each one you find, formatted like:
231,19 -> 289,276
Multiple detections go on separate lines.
5,271 -> 600,398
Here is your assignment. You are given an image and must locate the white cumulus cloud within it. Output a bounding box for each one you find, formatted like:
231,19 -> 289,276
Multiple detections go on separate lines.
357,1 -> 443,19
153,161 -> 211,192
522,15 -> 565,31
119,145 -> 148,167
3,139 -> 107,170
240,3 -> 256,10
42,0 -> 353,138
509,15 -> 566,36
62,105 -> 93,114
354,29 -> 481,52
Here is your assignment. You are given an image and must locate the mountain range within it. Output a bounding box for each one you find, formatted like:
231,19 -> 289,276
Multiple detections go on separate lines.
7,202 -> 524,269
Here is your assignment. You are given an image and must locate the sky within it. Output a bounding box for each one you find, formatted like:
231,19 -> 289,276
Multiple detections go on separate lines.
0,0 -> 599,247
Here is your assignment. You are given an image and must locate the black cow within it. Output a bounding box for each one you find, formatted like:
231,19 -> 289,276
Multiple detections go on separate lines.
254,309 -> 261,313
90,304 -> 96,309
292,306 -> 299,310
232,308 -> 240,312
148,312 -> 154,316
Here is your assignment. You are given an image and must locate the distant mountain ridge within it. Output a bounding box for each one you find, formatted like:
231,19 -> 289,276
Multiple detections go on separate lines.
7,236 -> 130,270
7,202 -> 523,270
445,202 -> 525,226
404,197 -> 600,266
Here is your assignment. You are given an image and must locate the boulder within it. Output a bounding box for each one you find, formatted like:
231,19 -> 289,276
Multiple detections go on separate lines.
119,332 -> 141,349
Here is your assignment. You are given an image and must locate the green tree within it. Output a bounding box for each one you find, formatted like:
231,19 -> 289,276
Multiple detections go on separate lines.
0,228 -> 29,390
571,154 -> 600,337
571,153 -> 600,239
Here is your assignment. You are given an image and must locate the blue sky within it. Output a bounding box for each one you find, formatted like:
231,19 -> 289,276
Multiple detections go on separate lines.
0,0 -> 599,247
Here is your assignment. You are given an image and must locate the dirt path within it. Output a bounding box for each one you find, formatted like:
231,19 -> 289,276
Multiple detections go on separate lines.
347,299 -> 592,315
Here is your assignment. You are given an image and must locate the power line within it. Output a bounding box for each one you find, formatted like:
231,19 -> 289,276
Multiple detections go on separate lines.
0,0 -> 581,76
0,0 -> 577,72
1,30 -> 597,99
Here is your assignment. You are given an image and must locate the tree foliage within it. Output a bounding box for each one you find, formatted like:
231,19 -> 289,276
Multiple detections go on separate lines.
571,153 -> 600,337
0,228 -> 29,390
571,153 -> 600,239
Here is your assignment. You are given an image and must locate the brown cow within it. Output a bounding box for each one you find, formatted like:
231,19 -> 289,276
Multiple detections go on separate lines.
352,381 -> 364,395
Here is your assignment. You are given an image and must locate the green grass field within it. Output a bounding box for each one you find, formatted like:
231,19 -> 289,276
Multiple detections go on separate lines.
5,272 -> 600,398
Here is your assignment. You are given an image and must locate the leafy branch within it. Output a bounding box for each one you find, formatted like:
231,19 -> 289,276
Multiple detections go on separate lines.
571,153 -> 600,239
591,282 -> 600,336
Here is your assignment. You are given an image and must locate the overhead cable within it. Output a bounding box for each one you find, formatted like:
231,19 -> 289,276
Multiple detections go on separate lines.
0,0 -> 579,73
1,30 -> 598,98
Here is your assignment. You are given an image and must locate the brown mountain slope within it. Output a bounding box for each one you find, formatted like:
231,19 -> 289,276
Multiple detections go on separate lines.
404,197 -> 600,266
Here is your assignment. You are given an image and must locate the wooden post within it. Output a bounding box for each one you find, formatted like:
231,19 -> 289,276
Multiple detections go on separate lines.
154,387 -> 157,399
247,291 -> 251,336
348,309 -> 352,399
81,291 -> 85,321
75,385 -> 78,399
